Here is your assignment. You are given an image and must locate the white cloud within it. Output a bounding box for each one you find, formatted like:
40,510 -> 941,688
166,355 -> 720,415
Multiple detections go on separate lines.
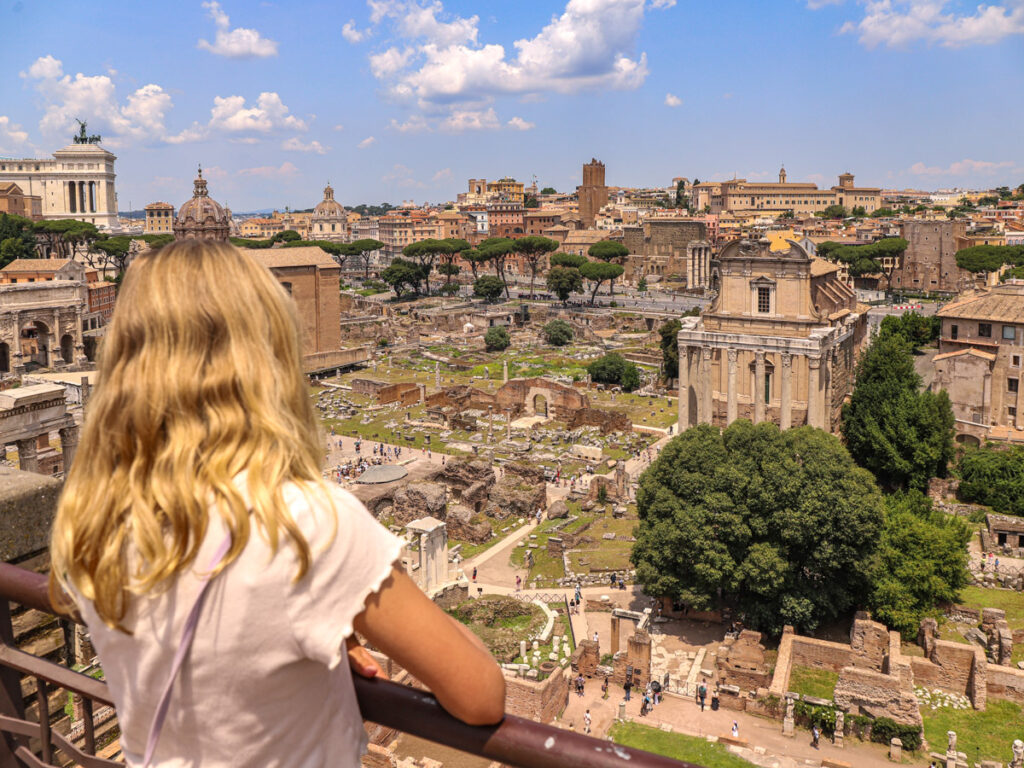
806,0 -> 844,8
432,167 -> 452,182
390,114 -> 430,132
365,0 -> 651,111
839,0 -> 1024,48
907,158 -> 1017,176
209,92 -> 306,133
198,1 -> 278,58
664,92 -> 681,107
333,123 -> 345,131
21,55 -> 175,144
0,117 -> 30,152
358,135 -> 377,148
282,137 -> 327,153
441,107 -> 499,131
369,46 -> 415,78
650,0 -> 676,7
342,20 -> 368,43
166,122 -> 209,144
382,163 -> 426,188
238,161 -> 299,178
507,116 -> 535,130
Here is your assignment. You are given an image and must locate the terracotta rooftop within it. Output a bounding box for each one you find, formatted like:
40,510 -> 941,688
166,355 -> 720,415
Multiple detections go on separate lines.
0,259 -> 74,272
936,284 -> 1024,323
933,348 -> 997,363
810,258 -> 839,277
243,247 -> 338,269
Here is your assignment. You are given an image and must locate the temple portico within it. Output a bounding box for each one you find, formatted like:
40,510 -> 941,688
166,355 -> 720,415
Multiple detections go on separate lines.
677,238 -> 867,434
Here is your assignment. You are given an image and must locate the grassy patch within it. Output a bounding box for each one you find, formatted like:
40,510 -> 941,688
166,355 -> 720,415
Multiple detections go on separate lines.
788,666 -> 838,700
955,586 -> 1024,629
920,698 -> 1023,764
609,723 -> 755,767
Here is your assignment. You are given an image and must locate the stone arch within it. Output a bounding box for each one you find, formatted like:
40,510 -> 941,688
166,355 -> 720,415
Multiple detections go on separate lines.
83,336 -> 98,363
20,319 -> 51,368
0,342 -> 8,373
955,433 -> 981,448
60,334 -> 75,364
533,393 -> 548,418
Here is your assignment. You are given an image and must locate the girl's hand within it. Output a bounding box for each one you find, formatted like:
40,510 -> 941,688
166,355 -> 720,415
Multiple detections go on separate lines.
346,636 -> 381,678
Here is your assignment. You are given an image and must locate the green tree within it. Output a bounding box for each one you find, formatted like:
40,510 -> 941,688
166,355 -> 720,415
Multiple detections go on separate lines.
632,421 -> 884,635
579,260 -> 624,305
957,444 -> 1024,516
473,275 -> 505,302
955,244 -> 1024,273
637,276 -> 648,292
818,238 -> 907,282
0,213 -> 36,267
817,204 -> 847,219
542,319 -> 574,346
438,262 -> 461,287
484,326 -> 511,352
403,238 -> 454,294
342,238 -> 385,279
588,240 -> 629,262
271,229 -> 301,243
438,237 -> 470,289
540,187 -> 557,195
512,235 -> 559,298
870,207 -> 897,218
549,252 -> 587,269
380,257 -> 425,297
868,492 -> 971,636
841,333 -> 955,492
587,352 -> 640,392
658,319 -> 681,379
878,311 -> 940,352
851,205 -> 867,218
524,194 -> 539,209
545,266 -> 583,304
478,237 -> 515,298
93,235 -> 134,277
461,247 -> 489,280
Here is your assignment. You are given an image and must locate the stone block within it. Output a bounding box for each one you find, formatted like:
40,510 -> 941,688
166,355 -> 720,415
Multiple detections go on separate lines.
0,466 -> 61,562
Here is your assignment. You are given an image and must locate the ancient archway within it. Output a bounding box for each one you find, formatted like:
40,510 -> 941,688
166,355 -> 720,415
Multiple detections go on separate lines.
60,334 -> 74,364
83,336 -> 98,362
0,342 -> 8,373
955,433 -> 981,448
20,321 -> 50,369
533,393 -> 548,418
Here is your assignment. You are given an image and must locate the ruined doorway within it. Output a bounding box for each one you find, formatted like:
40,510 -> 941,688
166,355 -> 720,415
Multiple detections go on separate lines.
60,334 -> 74,364
20,321 -> 50,368
534,393 -> 548,418
0,342 -> 8,373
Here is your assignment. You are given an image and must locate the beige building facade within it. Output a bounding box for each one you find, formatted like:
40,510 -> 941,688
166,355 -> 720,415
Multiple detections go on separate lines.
144,202 -> 174,234
677,238 -> 868,433
933,283 -> 1024,444
693,170 -> 881,217
621,218 -> 710,287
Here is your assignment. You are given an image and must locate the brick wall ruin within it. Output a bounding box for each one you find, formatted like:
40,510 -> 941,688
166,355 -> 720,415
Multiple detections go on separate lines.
504,667 -> 569,724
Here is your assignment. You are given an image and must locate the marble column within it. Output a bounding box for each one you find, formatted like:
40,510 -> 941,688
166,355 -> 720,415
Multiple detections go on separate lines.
982,371 -> 992,426
700,346 -> 713,424
677,345 -> 690,430
16,438 -> 39,474
59,425 -> 79,474
808,355 -> 822,429
754,350 -> 766,424
726,349 -> 738,425
780,353 -> 793,430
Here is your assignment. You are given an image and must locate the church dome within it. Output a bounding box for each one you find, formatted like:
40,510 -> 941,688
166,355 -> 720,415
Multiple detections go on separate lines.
173,167 -> 231,242
312,183 -> 345,219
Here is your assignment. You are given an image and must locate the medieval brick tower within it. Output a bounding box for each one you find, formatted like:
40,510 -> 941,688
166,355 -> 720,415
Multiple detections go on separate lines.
577,158 -> 608,229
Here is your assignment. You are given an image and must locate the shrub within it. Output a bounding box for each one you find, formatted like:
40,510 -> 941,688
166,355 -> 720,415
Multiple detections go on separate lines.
377,338 -> 389,347
793,700 -> 837,736
587,353 -> 641,392
870,717 -> 921,751
542,319 -> 574,347
484,326 -> 511,352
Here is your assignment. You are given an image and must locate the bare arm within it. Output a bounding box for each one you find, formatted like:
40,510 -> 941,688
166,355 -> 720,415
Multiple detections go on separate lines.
353,566 -> 506,726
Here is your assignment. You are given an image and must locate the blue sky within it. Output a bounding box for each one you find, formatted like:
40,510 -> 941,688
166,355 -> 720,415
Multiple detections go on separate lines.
2,0 -> 1022,211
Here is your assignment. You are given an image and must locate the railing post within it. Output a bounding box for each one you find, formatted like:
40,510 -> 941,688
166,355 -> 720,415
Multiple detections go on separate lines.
0,600 -> 26,768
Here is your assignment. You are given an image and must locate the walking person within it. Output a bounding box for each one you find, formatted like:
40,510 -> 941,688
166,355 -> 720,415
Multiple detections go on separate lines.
601,677 -> 609,700
515,575 -> 522,592
731,721 -> 739,739
47,241 -> 506,768
624,680 -> 631,701
811,724 -> 820,749
472,567 -> 477,583
583,709 -> 591,735
698,679 -> 707,712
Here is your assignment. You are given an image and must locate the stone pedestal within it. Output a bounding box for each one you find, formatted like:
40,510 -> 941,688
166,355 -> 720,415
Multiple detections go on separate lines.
833,710 -> 844,748
889,737 -> 901,762
782,696 -> 795,737
618,701 -> 626,721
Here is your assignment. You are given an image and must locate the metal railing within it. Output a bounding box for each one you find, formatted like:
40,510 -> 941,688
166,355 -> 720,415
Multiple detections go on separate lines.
0,561 -> 703,768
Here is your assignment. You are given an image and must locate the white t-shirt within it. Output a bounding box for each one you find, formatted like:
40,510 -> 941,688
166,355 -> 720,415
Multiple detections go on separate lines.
78,481 -> 404,768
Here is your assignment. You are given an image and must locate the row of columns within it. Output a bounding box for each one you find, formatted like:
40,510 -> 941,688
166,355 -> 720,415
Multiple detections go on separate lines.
66,180 -> 108,215
678,345 -> 827,431
685,242 -> 712,290
14,425 -> 79,474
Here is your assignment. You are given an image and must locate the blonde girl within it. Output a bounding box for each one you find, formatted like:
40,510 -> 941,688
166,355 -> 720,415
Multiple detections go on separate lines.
50,241 -> 504,767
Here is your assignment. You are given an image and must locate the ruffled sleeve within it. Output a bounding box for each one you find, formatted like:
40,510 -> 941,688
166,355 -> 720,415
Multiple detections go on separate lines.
285,485 -> 405,669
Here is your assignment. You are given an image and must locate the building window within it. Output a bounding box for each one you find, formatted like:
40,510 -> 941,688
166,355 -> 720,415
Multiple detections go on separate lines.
1013,355 -> 1021,368
1010,407 -> 1017,418
1003,325 -> 1016,340
757,286 -> 771,314
979,323 -> 992,338
1010,378 -> 1020,393
951,324 -> 958,340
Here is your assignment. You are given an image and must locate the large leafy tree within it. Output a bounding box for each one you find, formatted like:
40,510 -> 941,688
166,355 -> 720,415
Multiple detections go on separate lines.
632,421 -> 884,634
542,319 -> 573,346
461,247 -> 490,281
402,238 -> 455,294
587,352 -> 640,392
588,240 -> 629,297
955,244 -> 1024,273
841,333 -> 955,492
817,238 -> 907,281
545,265 -> 583,304
868,492 -> 971,636
0,213 -> 37,268
512,235 -> 558,298
957,444 -> 1024,517
381,257 -> 426,297
484,326 -> 511,352
439,238 -> 470,289
473,275 -> 505,302
658,319 -> 681,379
878,311 -> 940,352
479,237 -> 515,298
342,238 -> 385,278
549,252 -> 587,269
579,260 -> 624,305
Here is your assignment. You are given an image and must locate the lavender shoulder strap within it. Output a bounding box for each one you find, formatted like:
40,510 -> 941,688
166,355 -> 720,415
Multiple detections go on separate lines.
142,533 -> 233,767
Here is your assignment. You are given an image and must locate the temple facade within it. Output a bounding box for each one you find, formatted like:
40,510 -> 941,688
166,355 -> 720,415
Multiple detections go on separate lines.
677,237 -> 868,433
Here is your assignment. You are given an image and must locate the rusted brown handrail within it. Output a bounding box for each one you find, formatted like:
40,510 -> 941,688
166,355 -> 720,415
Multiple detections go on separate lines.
0,562 -> 703,768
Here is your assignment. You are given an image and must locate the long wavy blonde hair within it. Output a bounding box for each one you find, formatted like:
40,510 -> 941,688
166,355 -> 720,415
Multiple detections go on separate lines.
50,240 -> 324,630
